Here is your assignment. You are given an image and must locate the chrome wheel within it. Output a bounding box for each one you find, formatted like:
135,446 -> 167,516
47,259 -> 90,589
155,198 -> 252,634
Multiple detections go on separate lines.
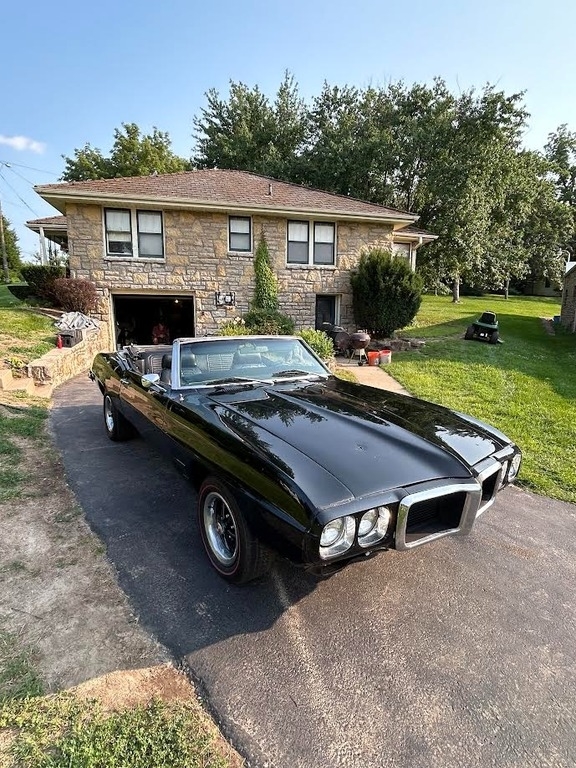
203,491 -> 238,566
104,395 -> 115,434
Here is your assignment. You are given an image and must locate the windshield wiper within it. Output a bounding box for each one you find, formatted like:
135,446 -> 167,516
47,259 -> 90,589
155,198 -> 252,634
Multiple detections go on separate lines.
273,369 -> 326,378
204,376 -> 273,391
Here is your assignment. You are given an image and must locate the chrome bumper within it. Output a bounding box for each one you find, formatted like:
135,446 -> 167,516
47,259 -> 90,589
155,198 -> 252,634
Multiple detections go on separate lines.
395,455 -> 508,551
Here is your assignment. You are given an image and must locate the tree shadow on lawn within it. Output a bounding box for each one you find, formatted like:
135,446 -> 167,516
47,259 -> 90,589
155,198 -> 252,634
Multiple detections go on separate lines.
398,311 -> 576,402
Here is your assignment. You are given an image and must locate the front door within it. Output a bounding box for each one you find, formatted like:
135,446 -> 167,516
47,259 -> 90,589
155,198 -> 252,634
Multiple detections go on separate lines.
315,295 -> 336,330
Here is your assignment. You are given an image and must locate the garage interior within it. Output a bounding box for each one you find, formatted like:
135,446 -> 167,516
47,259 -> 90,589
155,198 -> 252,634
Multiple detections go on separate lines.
113,295 -> 195,347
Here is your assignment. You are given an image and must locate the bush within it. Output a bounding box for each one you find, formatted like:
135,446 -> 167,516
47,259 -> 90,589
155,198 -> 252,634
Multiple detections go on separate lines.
298,329 -> 334,360
350,249 -> 423,337
219,318 -> 250,336
7,284 -> 34,302
243,308 -> 295,335
20,265 -> 66,302
252,233 -> 278,312
52,278 -> 98,314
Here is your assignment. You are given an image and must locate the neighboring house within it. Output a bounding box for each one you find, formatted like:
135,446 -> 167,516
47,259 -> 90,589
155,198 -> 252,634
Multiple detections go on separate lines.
560,262 -> 576,332
30,169 -> 436,347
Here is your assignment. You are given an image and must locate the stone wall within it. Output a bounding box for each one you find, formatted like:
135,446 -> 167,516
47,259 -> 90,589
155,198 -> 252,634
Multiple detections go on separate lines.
560,267 -> 576,331
27,323 -> 110,388
66,202 -> 397,341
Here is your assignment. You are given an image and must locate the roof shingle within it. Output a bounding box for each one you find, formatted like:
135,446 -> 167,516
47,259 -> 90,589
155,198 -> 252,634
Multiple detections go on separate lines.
35,169 -> 418,221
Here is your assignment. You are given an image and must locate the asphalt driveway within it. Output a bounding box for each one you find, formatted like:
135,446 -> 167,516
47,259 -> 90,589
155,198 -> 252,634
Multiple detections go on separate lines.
51,374 -> 576,768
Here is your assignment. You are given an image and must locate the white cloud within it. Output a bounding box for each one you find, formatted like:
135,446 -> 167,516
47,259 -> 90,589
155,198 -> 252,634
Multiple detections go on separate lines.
0,135 -> 46,154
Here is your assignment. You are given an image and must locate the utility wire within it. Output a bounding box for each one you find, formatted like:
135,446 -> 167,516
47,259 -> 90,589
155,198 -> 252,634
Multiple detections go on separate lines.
0,158 -> 59,176
0,171 -> 39,216
6,165 -> 38,187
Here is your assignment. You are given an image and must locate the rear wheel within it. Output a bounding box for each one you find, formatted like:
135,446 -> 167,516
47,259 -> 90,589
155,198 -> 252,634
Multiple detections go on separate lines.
198,476 -> 269,584
103,393 -> 133,442
464,325 -> 475,340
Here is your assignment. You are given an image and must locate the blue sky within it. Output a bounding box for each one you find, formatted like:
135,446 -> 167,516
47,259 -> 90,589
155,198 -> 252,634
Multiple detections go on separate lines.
2,0 -> 575,259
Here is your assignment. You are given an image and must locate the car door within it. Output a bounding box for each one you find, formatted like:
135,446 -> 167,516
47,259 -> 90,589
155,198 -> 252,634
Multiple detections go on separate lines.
118,368 -> 172,452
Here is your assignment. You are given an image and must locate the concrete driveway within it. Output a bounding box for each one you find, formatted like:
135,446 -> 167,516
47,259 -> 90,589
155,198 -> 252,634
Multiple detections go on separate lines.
51,375 -> 576,768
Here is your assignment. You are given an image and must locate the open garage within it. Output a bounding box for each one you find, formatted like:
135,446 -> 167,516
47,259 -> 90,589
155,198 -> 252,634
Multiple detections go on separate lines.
112,293 -> 195,347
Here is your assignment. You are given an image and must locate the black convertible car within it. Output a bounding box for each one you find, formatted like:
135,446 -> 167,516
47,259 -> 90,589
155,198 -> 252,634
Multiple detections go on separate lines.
90,335 -> 521,583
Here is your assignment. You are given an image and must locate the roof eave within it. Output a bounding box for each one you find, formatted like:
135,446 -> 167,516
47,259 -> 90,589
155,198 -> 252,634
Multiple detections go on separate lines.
34,188 -> 419,226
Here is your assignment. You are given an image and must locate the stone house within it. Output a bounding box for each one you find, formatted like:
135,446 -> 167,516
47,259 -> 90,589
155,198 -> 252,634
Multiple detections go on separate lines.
30,169 -> 436,348
560,262 -> 576,332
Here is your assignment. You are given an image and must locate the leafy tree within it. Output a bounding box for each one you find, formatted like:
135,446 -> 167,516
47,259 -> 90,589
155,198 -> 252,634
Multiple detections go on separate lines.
251,232 -> 278,311
544,124 -> 576,260
193,72 -> 306,179
350,249 -> 423,337
0,215 -> 23,281
61,123 -> 190,181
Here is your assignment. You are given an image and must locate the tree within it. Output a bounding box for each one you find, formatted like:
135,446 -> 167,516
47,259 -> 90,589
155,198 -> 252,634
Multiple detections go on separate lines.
0,215 -> 23,281
193,72 -> 306,179
350,249 -> 423,337
544,124 -> 576,260
251,231 -> 278,311
61,123 -> 190,181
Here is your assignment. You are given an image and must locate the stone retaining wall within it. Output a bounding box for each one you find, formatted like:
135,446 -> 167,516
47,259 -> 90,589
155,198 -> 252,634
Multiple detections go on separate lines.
27,323 -> 110,389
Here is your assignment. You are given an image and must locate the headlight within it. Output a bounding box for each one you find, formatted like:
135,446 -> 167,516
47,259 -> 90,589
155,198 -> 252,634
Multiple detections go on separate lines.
507,453 -> 521,483
319,516 -> 355,560
358,506 -> 391,547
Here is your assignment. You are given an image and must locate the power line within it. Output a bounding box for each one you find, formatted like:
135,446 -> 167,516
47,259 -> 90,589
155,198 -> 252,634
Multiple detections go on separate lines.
6,165 -> 38,187
0,158 -> 59,177
0,171 -> 39,216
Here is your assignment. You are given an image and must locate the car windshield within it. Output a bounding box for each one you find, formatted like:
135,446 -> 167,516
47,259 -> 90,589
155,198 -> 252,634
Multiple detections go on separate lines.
175,337 -> 329,387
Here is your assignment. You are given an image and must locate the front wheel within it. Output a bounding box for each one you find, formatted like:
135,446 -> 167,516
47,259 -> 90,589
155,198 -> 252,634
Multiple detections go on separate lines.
197,476 -> 269,584
464,325 -> 475,340
103,393 -> 133,442
489,330 -> 500,344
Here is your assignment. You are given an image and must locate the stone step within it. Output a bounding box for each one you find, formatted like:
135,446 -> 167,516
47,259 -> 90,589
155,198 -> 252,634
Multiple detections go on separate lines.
0,368 -> 53,398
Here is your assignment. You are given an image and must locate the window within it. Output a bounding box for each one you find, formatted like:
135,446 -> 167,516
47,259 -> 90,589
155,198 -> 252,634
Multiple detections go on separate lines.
287,221 -> 309,263
229,216 -> 252,252
105,210 -> 132,256
287,220 -> 335,265
104,209 -> 164,259
313,223 -> 335,265
137,211 -> 163,257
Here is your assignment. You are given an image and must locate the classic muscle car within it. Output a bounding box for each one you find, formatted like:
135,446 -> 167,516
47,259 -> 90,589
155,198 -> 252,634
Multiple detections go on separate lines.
90,335 -> 521,583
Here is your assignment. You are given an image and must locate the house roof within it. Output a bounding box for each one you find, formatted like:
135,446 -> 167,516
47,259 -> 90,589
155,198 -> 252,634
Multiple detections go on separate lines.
26,215 -> 68,231
34,169 -> 419,225
392,224 -> 438,242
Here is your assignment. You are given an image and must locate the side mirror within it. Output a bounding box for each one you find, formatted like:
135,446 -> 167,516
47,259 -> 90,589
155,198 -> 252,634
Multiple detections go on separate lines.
141,373 -> 161,389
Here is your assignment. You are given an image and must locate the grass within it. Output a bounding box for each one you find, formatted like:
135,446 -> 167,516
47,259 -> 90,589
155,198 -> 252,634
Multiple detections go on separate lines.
0,285 -> 55,365
388,294 -> 576,502
0,631 -> 44,704
0,405 -> 48,501
0,695 -> 231,767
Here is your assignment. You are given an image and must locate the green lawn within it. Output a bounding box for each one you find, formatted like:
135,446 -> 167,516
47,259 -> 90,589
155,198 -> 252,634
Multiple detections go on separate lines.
0,285 -> 55,365
388,294 -> 576,502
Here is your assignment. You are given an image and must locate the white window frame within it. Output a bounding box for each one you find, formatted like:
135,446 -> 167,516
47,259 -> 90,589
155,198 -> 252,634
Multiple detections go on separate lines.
228,216 -> 252,253
104,208 -> 165,260
287,220 -> 336,266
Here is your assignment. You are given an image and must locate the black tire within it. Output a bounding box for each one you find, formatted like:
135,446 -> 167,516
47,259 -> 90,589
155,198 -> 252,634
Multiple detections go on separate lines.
464,325 -> 475,340
198,476 -> 269,584
103,392 -> 133,442
489,330 -> 500,344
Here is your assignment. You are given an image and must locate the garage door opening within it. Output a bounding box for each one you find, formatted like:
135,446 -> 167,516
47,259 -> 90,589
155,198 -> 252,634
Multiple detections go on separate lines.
113,295 -> 195,347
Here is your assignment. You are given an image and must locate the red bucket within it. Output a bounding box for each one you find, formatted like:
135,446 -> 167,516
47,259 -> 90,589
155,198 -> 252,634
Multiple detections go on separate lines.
367,351 -> 380,366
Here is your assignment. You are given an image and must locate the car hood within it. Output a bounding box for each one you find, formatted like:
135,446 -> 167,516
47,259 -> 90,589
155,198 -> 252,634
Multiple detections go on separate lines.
206,377 -> 506,505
